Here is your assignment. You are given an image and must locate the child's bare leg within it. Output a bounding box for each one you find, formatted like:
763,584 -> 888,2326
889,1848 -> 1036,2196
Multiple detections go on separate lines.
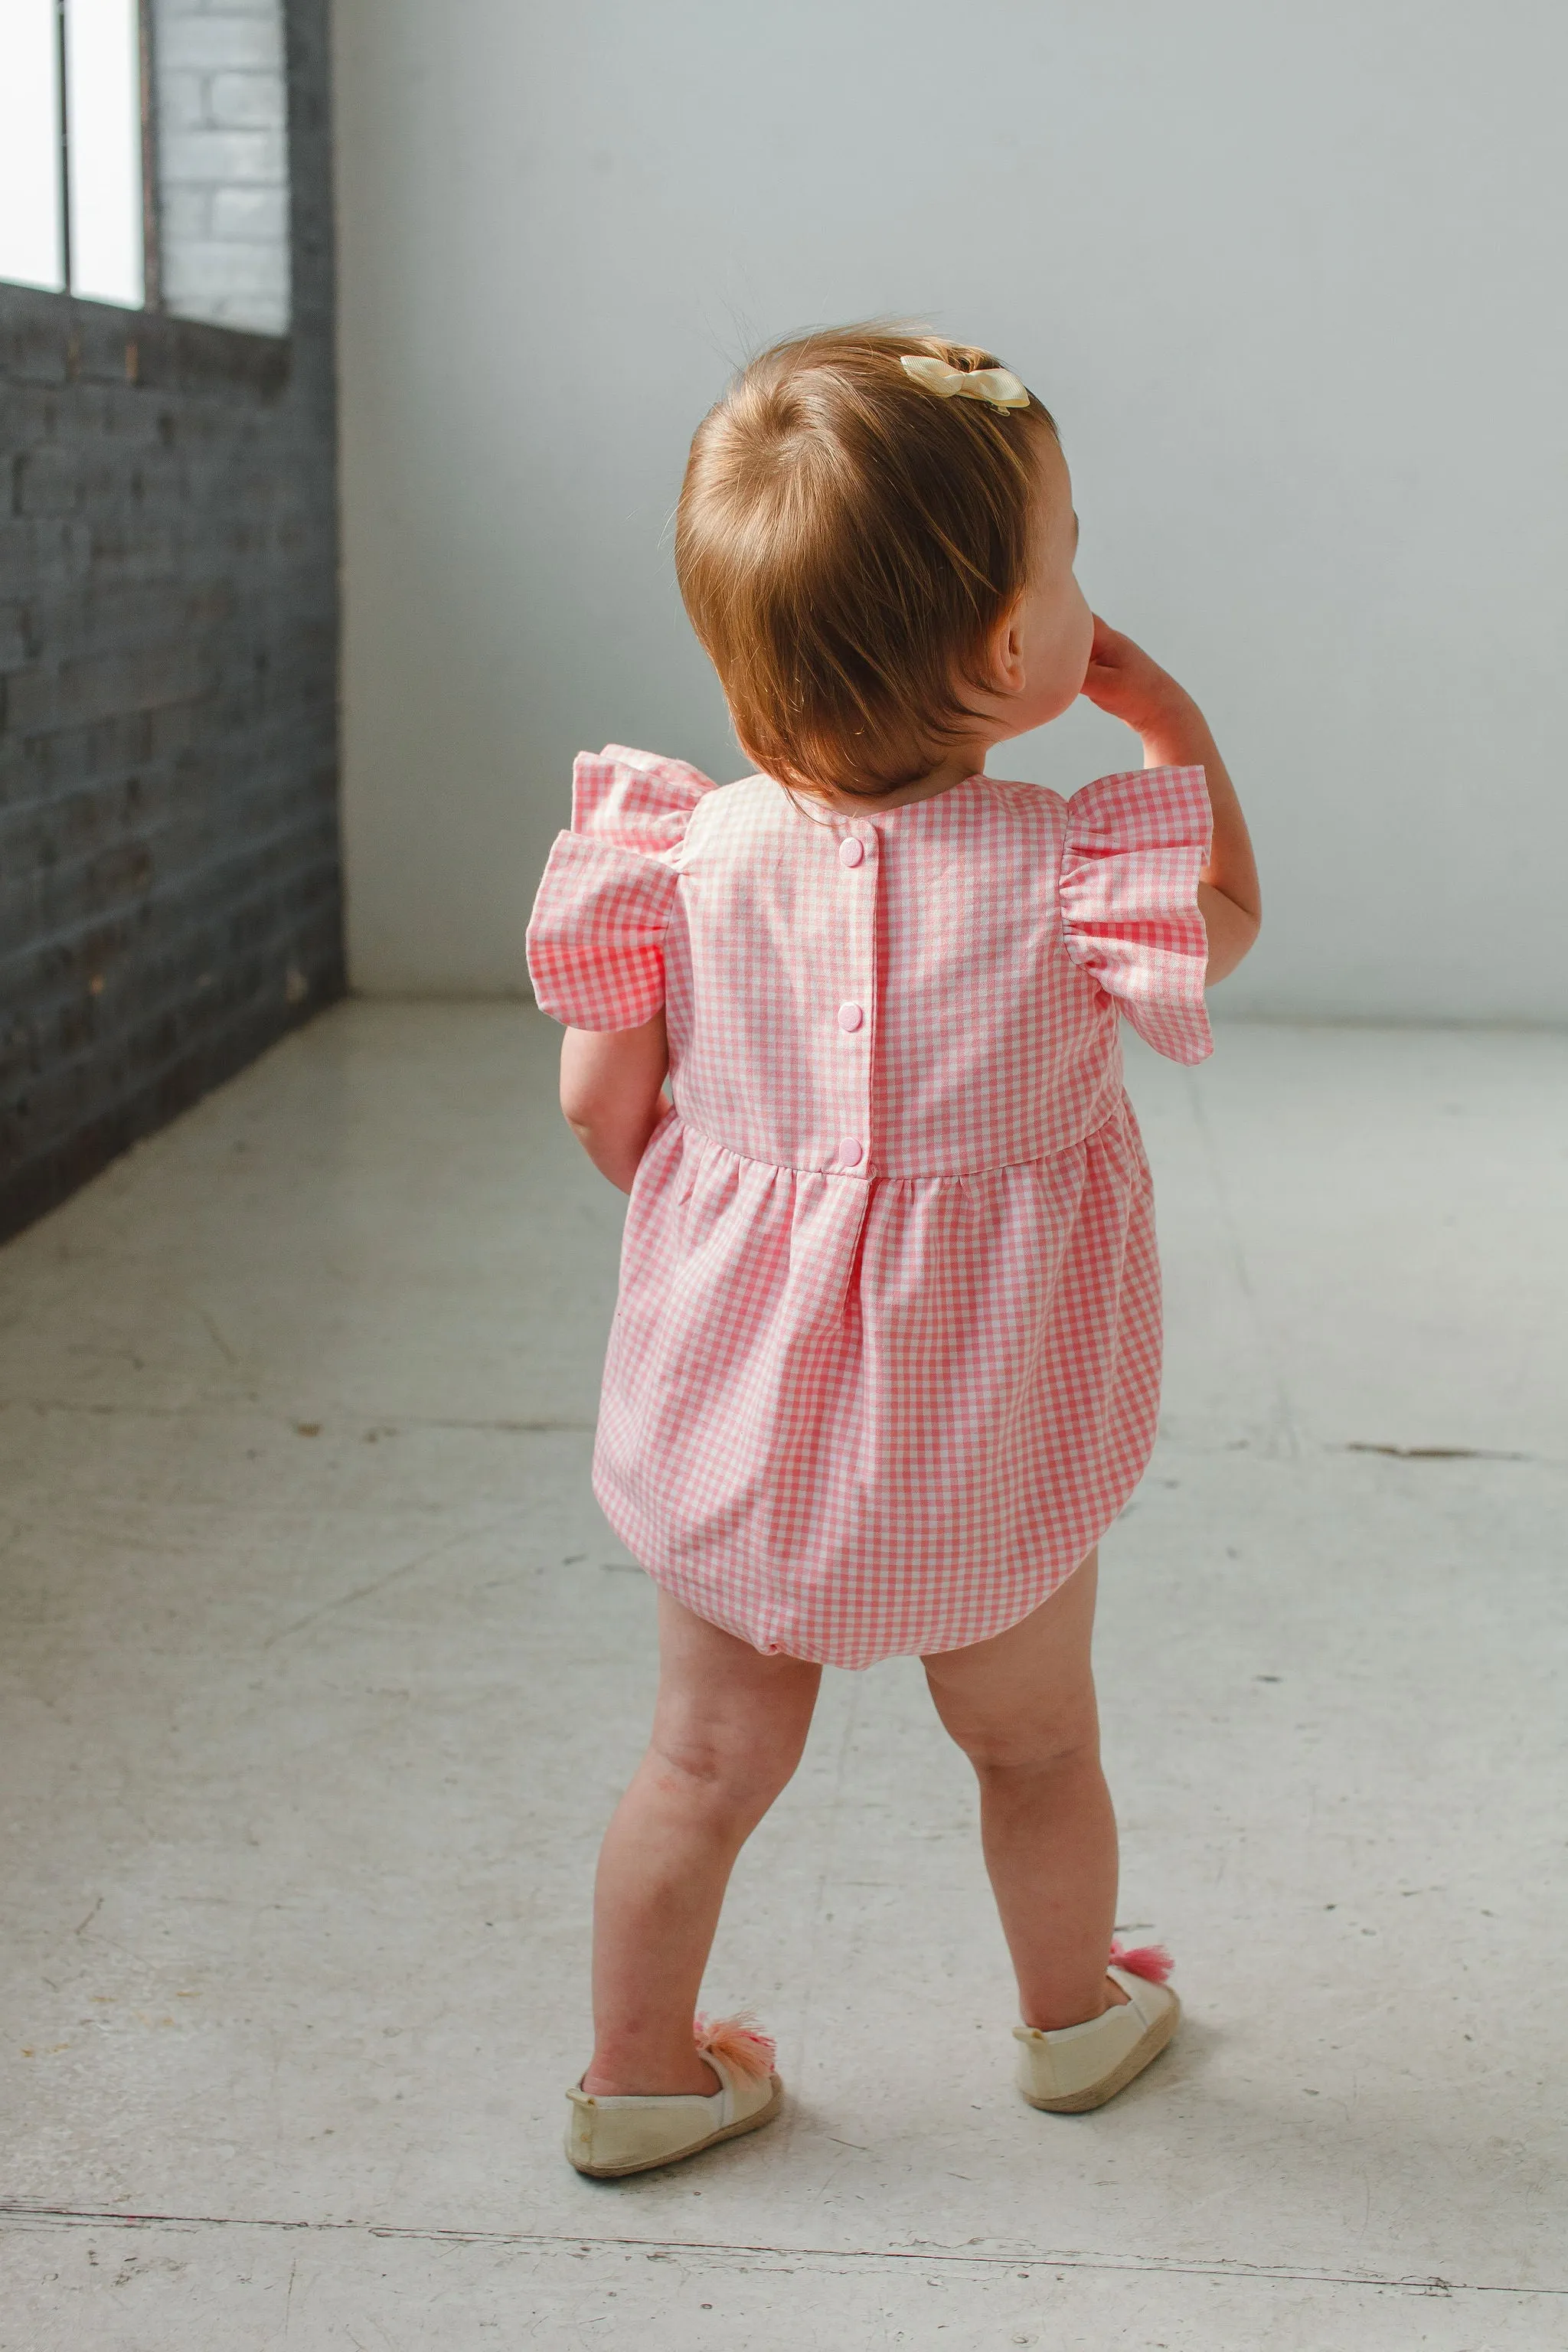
583,1590 -> 821,2097
923,1553 -> 1126,2031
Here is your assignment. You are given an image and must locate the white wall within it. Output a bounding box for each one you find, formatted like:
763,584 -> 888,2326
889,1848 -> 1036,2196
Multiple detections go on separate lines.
332,1 -> 1568,1020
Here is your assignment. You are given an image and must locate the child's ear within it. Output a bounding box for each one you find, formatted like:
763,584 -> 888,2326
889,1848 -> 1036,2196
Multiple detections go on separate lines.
985,597 -> 1029,699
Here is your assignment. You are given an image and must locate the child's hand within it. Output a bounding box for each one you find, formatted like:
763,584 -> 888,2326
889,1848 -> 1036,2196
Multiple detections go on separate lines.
1079,617 -> 1197,742
1080,615 -> 1263,985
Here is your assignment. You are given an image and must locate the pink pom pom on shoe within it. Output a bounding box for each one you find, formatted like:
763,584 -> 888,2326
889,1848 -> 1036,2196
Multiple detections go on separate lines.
1109,1939 -> 1174,1985
694,2012 -> 777,2080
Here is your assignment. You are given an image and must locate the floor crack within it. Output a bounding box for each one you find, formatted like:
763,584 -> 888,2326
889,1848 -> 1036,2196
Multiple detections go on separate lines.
0,2203 -> 1560,2298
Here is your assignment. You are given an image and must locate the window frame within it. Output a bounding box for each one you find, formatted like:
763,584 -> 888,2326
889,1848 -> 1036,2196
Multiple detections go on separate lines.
3,0 -> 294,341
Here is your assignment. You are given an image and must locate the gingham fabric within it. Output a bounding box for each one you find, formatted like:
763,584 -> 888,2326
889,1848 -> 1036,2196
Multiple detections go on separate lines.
527,746 -> 1212,1669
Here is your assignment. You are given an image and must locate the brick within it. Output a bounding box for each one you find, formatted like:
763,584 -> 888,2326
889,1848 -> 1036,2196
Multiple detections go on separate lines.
3,645 -> 214,738
15,450 -> 83,518
159,187 -> 213,242
0,709 -> 154,812
158,126 -> 287,187
3,383 -> 67,443
165,243 -> 290,302
0,606 -> 33,668
0,521 -> 91,596
83,519 -> 182,584
153,17 -> 283,72
0,311 -> 70,386
0,768 -> 177,880
155,70 -> 211,132
211,186 -> 289,241
208,69 -> 287,128
31,581 -> 208,663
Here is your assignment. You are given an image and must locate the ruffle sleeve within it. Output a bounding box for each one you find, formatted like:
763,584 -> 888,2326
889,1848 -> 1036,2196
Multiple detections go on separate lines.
1059,766 -> 1214,1064
525,746 -> 718,1029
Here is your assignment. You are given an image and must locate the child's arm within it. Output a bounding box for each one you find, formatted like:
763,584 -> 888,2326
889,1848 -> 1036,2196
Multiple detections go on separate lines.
1081,618 -> 1261,985
560,1014 -> 670,1193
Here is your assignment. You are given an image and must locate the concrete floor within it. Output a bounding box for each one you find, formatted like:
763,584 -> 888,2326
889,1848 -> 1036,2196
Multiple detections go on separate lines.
1,1004 -> 1565,2351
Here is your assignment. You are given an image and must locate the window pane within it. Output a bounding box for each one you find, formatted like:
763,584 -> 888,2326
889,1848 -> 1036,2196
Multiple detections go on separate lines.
64,0 -> 143,308
0,0 -> 64,290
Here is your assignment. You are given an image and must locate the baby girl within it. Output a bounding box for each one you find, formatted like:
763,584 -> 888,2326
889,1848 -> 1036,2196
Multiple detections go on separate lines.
527,325 -> 1260,2175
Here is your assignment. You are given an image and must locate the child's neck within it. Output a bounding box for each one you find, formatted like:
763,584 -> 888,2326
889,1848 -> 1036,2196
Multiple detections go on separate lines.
820,740 -> 995,815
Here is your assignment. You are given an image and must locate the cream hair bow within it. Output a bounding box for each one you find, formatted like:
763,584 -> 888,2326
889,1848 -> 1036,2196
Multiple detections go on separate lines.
900,354 -> 1030,410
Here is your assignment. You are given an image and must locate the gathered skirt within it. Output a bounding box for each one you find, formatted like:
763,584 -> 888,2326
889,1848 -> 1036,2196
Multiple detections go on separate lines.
590,1093 -> 1163,1671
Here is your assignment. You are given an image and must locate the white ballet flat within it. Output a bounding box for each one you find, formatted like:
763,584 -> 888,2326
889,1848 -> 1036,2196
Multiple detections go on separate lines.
565,2014 -> 782,2178
1013,1944 -> 1180,2113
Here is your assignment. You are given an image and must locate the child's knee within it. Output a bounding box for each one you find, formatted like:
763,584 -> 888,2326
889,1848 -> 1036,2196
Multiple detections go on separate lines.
967,1723 -> 1100,1783
929,1685 -> 1100,1779
650,1710 -> 807,1821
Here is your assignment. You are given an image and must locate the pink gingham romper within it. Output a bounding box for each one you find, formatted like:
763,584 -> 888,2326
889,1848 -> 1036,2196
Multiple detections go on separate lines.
527,746 -> 1213,1671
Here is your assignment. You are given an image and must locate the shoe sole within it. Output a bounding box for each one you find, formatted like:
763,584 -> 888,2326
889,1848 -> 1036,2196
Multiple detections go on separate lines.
567,2074 -> 785,2178
1020,1992 -> 1181,2113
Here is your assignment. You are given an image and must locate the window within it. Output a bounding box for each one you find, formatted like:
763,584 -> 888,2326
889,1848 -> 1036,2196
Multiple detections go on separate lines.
0,0 -> 147,307
0,0 -> 290,335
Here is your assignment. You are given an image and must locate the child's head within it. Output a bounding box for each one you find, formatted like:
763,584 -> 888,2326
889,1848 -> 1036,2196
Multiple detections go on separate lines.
675,325 -> 1091,801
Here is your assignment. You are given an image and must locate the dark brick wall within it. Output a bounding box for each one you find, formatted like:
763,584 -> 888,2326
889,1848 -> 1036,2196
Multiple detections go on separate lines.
0,0 -> 340,1240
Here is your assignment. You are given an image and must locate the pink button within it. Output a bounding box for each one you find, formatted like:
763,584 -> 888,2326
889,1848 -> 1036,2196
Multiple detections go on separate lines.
838,837 -> 864,867
838,1001 -> 864,1032
837,1137 -> 864,1168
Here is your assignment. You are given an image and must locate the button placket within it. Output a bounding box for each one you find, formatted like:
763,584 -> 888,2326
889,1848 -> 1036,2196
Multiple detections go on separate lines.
833,825 -> 876,1172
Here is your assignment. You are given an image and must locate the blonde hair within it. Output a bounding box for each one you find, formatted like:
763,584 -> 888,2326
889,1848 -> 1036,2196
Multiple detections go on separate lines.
675,324 -> 1057,802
